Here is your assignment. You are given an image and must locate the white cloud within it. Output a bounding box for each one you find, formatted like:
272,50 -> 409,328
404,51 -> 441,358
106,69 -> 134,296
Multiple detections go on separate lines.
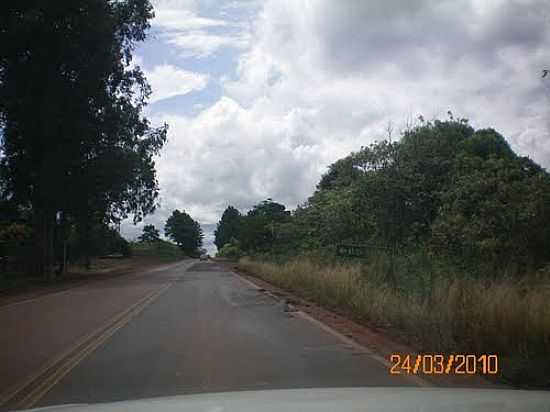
153,9 -> 229,31
151,0 -> 251,58
151,96 -> 330,219
122,0 -> 550,247
165,30 -> 250,58
222,0 -> 550,164
221,0 -> 263,12
145,65 -> 209,103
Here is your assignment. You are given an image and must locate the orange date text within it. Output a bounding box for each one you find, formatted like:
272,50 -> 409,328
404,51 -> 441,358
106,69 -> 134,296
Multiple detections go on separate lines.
389,354 -> 498,375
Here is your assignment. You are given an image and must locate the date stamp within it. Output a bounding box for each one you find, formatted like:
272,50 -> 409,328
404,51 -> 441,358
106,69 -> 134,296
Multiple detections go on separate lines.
389,354 -> 498,375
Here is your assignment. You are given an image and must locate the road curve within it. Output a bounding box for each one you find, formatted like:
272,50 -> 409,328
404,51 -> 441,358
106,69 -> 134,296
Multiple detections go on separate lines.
0,260 -> 418,410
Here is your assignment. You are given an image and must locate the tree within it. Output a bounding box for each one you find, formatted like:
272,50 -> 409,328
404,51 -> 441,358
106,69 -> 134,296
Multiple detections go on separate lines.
235,199 -> 290,253
138,224 -> 160,242
299,188 -> 365,247
0,1 -> 166,276
214,206 -> 241,250
431,155 -> 550,272
317,156 -> 362,191
461,128 -> 514,160
164,210 -> 203,255
217,241 -> 242,259
248,199 -> 290,221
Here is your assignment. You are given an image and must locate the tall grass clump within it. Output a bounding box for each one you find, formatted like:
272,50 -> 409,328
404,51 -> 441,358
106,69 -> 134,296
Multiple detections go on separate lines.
238,254 -> 550,386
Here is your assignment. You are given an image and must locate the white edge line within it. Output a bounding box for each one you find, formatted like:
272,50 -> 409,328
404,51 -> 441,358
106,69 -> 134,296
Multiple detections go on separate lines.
232,271 -> 431,388
295,311 -> 431,387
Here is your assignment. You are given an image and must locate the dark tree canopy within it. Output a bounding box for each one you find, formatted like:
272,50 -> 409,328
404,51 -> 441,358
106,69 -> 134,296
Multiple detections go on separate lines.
461,128 -> 515,160
221,116 -> 550,275
317,157 -> 362,191
0,0 -> 166,275
213,199 -> 291,254
164,210 -> 203,255
247,199 -> 290,221
139,224 -> 160,242
214,206 -> 241,250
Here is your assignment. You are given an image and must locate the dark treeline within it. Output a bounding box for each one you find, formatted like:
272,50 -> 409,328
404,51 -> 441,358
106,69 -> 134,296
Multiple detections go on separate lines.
216,116 -> 550,276
0,1 -> 165,277
135,210 -> 203,257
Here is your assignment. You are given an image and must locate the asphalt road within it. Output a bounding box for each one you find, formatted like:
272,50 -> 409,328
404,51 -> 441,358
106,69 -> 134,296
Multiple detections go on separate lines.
0,260 -> 419,411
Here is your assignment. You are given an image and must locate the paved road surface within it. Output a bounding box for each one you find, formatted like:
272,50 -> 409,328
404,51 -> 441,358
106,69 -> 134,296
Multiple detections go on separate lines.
0,260 -> 418,410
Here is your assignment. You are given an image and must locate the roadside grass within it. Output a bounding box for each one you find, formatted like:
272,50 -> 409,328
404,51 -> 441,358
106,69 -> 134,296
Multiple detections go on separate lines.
66,257 -> 133,275
66,241 -> 186,275
238,254 -> 550,387
130,240 -> 187,262
0,240 -> 186,295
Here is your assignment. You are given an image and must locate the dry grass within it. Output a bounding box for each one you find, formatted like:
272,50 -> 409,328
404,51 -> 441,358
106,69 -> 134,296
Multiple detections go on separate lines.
238,256 -> 550,368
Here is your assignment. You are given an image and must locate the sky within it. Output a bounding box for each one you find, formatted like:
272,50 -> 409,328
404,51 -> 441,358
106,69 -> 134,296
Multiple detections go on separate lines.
121,0 -> 550,254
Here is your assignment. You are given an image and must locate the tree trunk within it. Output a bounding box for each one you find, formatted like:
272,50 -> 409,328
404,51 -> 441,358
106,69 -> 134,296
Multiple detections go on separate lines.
84,216 -> 91,270
63,239 -> 67,275
32,207 -> 55,279
77,211 -> 92,270
58,211 -> 68,276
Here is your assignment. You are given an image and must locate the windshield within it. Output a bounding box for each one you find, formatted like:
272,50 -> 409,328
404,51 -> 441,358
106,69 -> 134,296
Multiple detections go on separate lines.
0,1 -> 549,411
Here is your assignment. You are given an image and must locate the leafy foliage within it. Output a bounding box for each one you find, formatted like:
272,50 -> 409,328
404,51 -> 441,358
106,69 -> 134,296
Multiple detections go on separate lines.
138,224 -> 160,243
240,199 -> 290,253
164,210 -> 203,255
67,223 -> 130,261
0,223 -> 32,243
0,1 -> 165,275
214,206 -> 241,250
222,116 -> 550,276
432,155 -> 550,271
217,241 -> 242,259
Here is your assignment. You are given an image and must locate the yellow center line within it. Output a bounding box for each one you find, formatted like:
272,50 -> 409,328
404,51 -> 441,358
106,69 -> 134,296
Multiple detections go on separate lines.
0,283 -> 172,410
16,283 -> 172,410
0,290 -> 153,406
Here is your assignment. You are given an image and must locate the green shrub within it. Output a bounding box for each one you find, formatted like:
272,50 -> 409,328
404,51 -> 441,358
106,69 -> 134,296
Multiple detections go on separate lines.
0,223 -> 32,242
217,242 -> 242,259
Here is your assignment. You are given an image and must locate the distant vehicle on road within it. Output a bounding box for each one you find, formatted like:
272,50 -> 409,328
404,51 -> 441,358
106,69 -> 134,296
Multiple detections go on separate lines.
199,254 -> 209,261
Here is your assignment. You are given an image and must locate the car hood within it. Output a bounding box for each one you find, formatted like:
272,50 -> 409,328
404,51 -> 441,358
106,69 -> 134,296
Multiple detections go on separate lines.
26,387 -> 550,412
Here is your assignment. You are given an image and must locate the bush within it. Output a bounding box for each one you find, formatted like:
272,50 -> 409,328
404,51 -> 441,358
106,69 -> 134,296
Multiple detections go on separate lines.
0,223 -> 32,243
101,227 -> 131,257
118,237 -> 132,257
217,242 -> 242,259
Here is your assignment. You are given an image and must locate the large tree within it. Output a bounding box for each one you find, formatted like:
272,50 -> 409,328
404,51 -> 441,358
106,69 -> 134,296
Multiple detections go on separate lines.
0,1 -> 166,276
214,206 -> 241,250
238,199 -> 290,253
432,153 -> 550,271
164,210 -> 203,255
138,224 -> 160,242
230,116 -> 550,276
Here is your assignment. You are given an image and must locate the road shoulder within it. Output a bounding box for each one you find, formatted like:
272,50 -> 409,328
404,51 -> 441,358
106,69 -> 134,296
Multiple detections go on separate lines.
0,257 -> 189,308
226,261 -> 505,389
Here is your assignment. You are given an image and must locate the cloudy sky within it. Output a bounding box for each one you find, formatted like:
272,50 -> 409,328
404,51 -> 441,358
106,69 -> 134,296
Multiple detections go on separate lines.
121,0 -> 550,253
